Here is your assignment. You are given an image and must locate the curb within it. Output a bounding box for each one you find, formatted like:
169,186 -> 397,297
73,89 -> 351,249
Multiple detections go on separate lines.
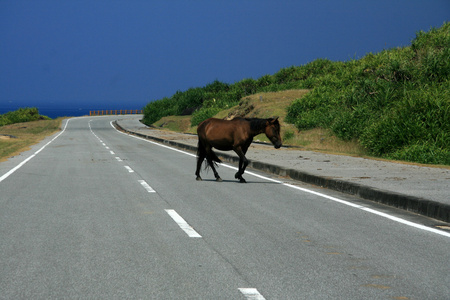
114,121 -> 450,223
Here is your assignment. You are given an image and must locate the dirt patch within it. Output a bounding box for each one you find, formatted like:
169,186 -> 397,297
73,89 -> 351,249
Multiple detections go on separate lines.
217,89 -> 309,121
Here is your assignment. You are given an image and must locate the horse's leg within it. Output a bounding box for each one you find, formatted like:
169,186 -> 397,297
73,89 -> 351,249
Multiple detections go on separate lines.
233,147 -> 248,183
195,151 -> 205,181
207,158 -> 222,182
206,146 -> 222,182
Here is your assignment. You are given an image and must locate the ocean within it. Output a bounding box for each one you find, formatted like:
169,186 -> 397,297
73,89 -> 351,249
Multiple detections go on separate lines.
0,106 -> 143,119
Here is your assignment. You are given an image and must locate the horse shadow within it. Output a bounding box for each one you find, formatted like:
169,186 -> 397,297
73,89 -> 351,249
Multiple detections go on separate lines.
199,178 -> 280,185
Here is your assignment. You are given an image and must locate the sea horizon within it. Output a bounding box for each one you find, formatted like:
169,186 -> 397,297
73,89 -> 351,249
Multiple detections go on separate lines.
0,106 -> 144,119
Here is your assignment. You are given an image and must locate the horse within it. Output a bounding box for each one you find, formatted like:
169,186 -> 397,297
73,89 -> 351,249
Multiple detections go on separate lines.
195,117 -> 282,183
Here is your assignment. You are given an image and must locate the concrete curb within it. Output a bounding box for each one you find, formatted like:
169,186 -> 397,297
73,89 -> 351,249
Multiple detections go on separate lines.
114,121 -> 450,223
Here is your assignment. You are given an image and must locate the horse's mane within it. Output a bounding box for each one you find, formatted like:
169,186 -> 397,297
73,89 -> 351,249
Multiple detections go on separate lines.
241,117 -> 279,133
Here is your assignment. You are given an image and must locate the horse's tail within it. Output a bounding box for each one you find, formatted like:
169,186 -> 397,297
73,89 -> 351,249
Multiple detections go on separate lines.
208,148 -> 222,164
197,139 -> 222,168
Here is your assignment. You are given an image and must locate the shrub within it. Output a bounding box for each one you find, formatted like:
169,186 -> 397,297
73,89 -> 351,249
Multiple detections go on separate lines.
190,107 -> 222,126
388,142 -> 450,165
0,107 -> 48,126
360,84 -> 449,157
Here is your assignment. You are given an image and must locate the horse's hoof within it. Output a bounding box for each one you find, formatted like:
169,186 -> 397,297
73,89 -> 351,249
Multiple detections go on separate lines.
216,177 -> 223,182
239,178 -> 247,183
196,176 -> 202,181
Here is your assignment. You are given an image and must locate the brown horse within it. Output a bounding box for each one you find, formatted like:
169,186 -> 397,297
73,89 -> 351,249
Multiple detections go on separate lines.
195,117 -> 282,183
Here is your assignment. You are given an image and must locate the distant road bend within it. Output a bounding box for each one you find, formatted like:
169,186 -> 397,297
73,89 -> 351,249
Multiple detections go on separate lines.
0,116 -> 449,299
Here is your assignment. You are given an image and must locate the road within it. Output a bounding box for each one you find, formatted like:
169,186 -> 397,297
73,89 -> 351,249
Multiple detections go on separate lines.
1,116 -> 449,299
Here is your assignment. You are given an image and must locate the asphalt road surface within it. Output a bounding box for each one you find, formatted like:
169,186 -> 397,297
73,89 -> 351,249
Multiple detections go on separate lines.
1,116 -> 449,299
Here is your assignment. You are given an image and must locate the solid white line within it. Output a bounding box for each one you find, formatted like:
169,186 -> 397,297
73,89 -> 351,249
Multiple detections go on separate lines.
138,180 -> 155,193
165,209 -> 202,238
124,166 -> 134,173
111,121 -> 196,157
110,120 -> 450,238
283,183 -> 363,208
361,207 -> 450,237
283,183 -> 450,238
238,288 -> 266,300
0,119 -> 71,183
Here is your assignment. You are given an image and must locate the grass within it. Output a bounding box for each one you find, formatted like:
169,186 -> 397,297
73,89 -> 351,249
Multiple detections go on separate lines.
148,89 -> 367,156
153,115 -> 192,132
0,118 -> 63,162
142,23 -> 450,165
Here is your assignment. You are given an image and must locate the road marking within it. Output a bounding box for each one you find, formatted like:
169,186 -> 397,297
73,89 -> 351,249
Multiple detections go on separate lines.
110,150 -> 115,155
238,288 -> 266,300
111,121 -> 196,157
165,209 -> 202,238
115,157 -> 122,162
138,180 -> 155,193
124,166 -> 134,172
283,183 -> 450,238
111,120 -> 450,238
0,119 -> 71,183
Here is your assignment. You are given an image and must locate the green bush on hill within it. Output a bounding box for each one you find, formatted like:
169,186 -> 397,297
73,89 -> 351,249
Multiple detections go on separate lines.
0,108 -> 50,127
142,22 -> 449,165
286,23 -> 449,164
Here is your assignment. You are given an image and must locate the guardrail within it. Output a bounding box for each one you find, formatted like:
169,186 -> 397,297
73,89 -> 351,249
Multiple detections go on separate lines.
89,109 -> 143,116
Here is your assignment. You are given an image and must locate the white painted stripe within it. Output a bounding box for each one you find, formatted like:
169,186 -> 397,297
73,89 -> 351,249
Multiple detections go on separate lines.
115,157 -> 122,162
111,120 -> 450,238
105,146 -> 110,149
361,207 -> 450,237
111,121 -> 196,157
165,209 -> 202,238
0,119 -> 70,183
239,288 -> 266,300
138,180 -> 155,193
110,150 -> 115,155
124,166 -> 134,173
283,183 -> 450,238
282,183 -> 363,208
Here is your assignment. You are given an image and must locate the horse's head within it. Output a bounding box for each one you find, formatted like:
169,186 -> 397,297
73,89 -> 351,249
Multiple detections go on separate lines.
265,117 -> 282,149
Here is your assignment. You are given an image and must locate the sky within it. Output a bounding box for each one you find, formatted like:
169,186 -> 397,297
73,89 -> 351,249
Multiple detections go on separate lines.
1,1 -> 449,118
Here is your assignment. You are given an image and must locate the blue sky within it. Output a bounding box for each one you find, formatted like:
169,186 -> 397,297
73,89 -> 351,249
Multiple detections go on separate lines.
1,1 -> 449,118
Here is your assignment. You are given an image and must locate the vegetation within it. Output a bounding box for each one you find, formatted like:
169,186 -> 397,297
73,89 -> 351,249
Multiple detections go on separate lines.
142,22 -> 449,165
0,118 -> 62,162
0,107 -> 50,127
285,23 -> 449,164
0,108 -> 58,161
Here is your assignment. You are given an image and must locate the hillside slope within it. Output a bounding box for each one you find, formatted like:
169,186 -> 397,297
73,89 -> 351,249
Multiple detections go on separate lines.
143,22 -> 449,165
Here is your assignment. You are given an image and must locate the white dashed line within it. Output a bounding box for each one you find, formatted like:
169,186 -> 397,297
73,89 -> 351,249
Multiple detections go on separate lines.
165,209 -> 202,238
239,288 -> 266,300
138,180 -> 155,193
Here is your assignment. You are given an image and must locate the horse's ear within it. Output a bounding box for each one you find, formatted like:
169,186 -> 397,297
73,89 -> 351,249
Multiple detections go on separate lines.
272,117 -> 279,123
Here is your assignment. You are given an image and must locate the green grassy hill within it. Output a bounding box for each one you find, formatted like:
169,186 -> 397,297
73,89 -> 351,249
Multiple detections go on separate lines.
143,22 -> 449,165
